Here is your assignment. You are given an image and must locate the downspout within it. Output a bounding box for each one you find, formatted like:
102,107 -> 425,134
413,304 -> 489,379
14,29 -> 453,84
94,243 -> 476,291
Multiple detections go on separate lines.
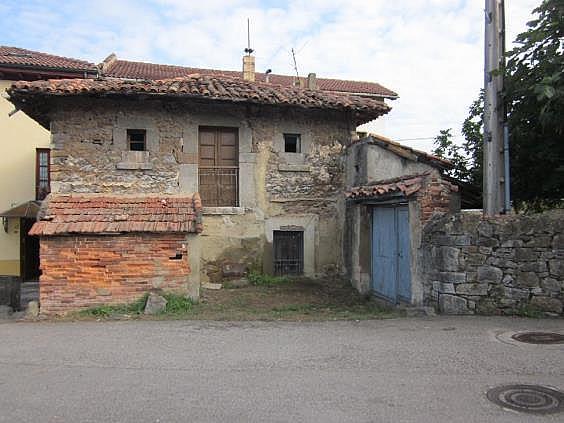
503,124 -> 511,212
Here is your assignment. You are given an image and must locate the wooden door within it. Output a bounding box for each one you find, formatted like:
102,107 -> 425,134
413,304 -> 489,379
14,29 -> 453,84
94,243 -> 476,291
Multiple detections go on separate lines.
371,206 -> 411,303
198,127 -> 239,206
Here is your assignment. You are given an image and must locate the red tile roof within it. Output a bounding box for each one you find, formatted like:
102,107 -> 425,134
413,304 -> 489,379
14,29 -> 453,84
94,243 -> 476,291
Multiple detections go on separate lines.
0,46 -> 97,73
345,173 -> 430,200
103,58 -> 398,98
29,194 -> 203,236
9,76 -> 390,125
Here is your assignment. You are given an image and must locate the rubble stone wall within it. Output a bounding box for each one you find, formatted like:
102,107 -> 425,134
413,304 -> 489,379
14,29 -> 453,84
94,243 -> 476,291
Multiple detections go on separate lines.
39,233 -> 194,315
422,210 -> 563,316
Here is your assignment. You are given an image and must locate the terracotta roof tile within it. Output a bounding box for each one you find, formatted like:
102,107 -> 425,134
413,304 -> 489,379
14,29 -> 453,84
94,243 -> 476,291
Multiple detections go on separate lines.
345,173 -> 431,200
29,194 -> 203,236
9,76 -> 390,124
103,59 -> 398,98
0,46 -> 97,73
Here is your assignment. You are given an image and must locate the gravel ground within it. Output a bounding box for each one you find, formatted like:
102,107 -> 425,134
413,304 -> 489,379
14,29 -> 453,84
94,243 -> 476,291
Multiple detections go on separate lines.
0,316 -> 563,422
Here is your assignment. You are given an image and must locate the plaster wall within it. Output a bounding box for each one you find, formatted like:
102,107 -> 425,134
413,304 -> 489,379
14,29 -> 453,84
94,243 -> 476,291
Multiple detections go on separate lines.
0,80 -> 50,275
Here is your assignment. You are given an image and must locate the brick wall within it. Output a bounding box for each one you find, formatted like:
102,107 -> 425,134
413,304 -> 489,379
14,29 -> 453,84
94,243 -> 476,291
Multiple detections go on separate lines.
418,175 -> 460,224
39,233 -> 190,315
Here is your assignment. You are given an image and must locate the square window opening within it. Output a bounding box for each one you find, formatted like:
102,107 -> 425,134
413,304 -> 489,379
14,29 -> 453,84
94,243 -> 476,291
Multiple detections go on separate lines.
127,129 -> 146,151
284,133 -> 301,153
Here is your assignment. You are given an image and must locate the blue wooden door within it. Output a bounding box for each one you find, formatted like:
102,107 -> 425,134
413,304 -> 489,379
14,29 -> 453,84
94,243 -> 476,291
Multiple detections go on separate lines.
397,206 -> 412,302
371,206 -> 411,303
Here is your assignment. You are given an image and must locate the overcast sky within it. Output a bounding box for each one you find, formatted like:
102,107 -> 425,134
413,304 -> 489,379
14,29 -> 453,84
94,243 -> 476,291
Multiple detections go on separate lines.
1,0 -> 540,152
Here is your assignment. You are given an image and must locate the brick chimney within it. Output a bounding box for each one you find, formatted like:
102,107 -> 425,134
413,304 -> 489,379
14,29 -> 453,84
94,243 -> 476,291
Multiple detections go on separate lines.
243,54 -> 255,82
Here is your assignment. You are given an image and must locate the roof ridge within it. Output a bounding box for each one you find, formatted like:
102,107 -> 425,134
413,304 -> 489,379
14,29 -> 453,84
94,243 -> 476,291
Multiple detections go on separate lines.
0,45 -> 97,69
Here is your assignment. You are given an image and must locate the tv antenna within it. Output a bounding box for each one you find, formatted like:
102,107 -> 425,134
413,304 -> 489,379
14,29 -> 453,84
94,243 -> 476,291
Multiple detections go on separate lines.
244,18 -> 254,55
291,48 -> 299,78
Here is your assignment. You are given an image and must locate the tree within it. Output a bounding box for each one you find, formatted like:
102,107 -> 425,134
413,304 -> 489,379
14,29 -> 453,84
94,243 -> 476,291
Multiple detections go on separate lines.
505,0 -> 564,210
434,1 -> 563,211
432,91 -> 483,190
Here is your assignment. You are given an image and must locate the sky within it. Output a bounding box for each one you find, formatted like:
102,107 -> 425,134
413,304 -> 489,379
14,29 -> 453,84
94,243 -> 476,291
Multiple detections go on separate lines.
0,0 -> 540,152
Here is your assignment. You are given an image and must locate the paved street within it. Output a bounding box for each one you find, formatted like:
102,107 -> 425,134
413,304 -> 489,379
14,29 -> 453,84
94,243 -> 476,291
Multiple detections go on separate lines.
1,316 -> 563,422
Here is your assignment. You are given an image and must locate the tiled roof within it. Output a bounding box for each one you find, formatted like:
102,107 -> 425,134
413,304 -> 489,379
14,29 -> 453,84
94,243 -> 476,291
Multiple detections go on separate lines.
345,173 -> 430,200
103,58 -> 398,98
9,76 -> 390,124
29,194 -> 203,236
351,134 -> 453,169
0,46 -> 97,73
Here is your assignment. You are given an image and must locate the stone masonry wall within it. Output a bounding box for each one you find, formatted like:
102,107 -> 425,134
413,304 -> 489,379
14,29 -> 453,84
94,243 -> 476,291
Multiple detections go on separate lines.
39,233 -> 191,315
422,210 -> 563,316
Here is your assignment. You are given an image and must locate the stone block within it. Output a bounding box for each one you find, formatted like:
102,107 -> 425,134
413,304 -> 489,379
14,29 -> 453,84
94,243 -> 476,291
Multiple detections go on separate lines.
515,271 -> 540,288
439,294 -> 472,315
541,277 -> 562,293
438,272 -> 466,284
144,293 -> 167,315
437,246 -> 460,271
26,301 -> 39,318
518,261 -> 547,273
552,234 -> 564,250
549,259 -> 563,277
500,239 -> 524,248
502,286 -> 529,300
525,236 -> 552,248
515,248 -> 538,261
456,283 -> 488,296
530,296 -> 563,314
477,266 -> 503,284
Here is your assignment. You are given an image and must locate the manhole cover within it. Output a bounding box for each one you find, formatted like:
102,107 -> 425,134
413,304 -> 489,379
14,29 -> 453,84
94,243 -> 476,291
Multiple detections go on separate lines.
487,384 -> 564,414
511,332 -> 564,344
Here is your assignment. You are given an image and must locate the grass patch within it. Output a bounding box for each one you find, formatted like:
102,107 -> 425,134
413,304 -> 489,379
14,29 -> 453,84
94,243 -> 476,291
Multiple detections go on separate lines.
162,293 -> 193,315
247,271 -> 289,286
78,294 -> 148,318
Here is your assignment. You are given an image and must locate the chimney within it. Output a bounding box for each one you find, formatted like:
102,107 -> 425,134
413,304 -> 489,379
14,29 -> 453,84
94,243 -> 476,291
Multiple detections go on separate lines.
307,73 -> 317,90
99,53 -> 117,75
243,54 -> 255,82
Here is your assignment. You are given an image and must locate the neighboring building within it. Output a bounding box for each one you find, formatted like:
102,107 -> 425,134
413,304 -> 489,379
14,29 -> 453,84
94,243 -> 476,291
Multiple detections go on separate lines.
0,46 -> 97,286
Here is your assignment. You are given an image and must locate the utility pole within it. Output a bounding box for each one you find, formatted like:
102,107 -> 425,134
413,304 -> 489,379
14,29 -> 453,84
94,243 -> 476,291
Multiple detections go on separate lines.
483,0 -> 507,216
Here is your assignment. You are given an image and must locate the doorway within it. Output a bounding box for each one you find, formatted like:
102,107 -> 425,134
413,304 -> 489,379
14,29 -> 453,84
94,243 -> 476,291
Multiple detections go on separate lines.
20,218 -> 40,281
371,205 -> 411,303
273,230 -> 304,276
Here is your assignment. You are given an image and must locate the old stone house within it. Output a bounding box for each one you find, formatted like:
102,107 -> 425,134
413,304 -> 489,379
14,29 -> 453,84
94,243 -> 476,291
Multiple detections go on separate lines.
1,53 -> 392,313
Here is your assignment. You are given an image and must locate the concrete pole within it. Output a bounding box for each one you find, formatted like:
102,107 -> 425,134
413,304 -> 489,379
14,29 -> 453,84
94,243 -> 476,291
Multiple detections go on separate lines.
483,0 -> 506,216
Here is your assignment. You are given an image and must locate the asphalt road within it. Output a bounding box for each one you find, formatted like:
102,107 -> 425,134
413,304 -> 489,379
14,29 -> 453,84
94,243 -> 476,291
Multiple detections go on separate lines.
1,316 -> 563,423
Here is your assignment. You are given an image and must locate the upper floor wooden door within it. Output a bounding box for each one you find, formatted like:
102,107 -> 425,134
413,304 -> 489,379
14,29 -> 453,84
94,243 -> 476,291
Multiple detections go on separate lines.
198,127 -> 239,206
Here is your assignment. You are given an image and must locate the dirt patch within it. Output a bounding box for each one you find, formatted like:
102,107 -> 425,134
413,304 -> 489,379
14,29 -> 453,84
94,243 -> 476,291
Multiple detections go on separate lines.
184,278 -> 401,321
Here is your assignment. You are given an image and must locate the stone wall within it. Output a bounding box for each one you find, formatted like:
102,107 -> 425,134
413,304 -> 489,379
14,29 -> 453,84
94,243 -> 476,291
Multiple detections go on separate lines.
422,210 -> 563,316
46,97 -> 354,281
39,233 -> 195,315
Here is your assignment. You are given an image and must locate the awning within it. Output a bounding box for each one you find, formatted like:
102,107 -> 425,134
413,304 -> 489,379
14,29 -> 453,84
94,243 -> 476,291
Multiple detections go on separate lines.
0,201 -> 41,219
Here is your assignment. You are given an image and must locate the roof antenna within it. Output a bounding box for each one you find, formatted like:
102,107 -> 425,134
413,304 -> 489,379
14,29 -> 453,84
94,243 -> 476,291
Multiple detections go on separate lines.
291,48 -> 299,78
244,18 -> 254,55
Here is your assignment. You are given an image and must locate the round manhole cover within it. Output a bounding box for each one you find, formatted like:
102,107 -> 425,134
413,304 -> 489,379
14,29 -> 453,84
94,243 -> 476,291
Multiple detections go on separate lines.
511,332 -> 564,344
487,384 -> 564,414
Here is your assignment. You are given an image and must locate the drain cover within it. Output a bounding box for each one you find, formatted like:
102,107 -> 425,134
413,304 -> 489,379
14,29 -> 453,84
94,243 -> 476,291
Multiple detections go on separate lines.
487,384 -> 564,414
511,332 -> 564,344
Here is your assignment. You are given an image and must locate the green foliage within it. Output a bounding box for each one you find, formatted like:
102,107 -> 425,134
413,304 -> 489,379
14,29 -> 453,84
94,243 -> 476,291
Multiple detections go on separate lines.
434,1 -> 563,211
247,271 -> 289,286
432,91 -> 484,192
162,293 -> 193,314
79,294 -> 148,317
78,293 -> 193,317
505,0 -> 564,210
